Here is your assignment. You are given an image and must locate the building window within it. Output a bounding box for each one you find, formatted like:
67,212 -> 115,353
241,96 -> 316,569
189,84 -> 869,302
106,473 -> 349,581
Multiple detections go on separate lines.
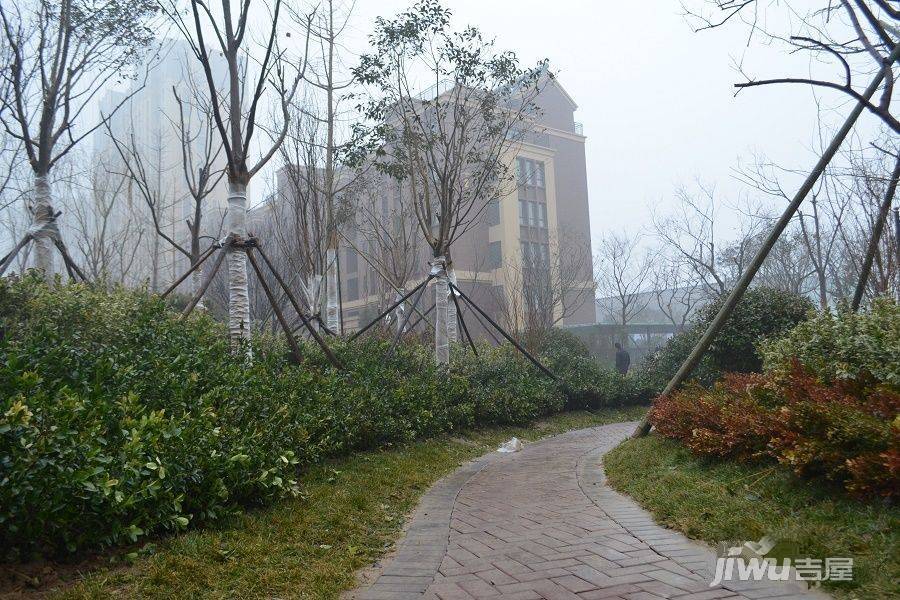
486,199 -> 500,226
521,241 -> 550,268
519,199 -> 528,226
347,278 -> 359,300
488,241 -> 502,269
516,157 -> 545,189
344,249 -> 358,273
538,204 -> 547,228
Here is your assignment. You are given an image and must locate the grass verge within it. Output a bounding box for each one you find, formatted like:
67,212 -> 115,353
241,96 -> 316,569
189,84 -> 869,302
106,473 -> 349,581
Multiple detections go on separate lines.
21,407 -> 645,599
604,435 -> 899,600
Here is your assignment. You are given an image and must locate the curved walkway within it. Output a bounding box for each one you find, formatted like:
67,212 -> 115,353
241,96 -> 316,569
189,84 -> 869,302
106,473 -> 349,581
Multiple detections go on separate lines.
353,422 -> 827,600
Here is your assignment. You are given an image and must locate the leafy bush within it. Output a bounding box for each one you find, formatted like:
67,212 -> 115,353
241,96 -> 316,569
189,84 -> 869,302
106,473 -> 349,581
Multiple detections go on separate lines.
761,297 -> 900,390
650,365 -> 899,499
772,367 -> 898,497
0,278 -> 307,556
650,373 -> 784,461
0,276 -> 647,557
538,328 -> 591,358
642,287 -> 814,392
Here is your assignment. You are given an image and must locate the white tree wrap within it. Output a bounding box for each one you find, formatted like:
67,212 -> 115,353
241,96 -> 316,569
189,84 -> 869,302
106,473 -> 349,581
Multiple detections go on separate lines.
446,266 -> 458,343
432,257 -> 450,365
394,288 -> 406,335
325,248 -> 340,333
29,175 -> 58,282
227,182 -> 250,344
304,274 -> 323,332
191,266 -> 205,310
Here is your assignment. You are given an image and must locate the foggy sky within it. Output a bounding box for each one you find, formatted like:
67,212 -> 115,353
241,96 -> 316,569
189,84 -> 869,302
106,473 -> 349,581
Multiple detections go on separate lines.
345,0 -> 884,242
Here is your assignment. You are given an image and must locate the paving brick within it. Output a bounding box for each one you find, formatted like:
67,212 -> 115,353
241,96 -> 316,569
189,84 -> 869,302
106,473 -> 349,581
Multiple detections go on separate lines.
350,423 -> 828,600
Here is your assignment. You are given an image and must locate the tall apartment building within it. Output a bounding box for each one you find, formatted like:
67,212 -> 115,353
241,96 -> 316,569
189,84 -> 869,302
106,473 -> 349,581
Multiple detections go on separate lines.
95,39 -> 229,290
336,75 -> 596,335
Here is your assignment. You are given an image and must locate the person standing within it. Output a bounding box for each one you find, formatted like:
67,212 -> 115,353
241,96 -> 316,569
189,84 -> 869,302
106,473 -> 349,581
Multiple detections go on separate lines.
615,342 -> 631,375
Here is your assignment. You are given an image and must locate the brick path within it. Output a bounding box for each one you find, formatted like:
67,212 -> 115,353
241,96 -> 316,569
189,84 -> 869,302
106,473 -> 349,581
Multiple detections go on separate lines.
353,422 -> 828,600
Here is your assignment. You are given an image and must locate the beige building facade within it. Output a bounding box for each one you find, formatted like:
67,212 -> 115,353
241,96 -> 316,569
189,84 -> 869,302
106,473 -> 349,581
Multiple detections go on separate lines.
337,77 -> 595,336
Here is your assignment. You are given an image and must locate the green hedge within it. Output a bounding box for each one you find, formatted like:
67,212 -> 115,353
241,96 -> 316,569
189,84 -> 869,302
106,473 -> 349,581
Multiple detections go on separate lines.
0,276 -> 645,558
761,297 -> 900,390
641,287 -> 814,392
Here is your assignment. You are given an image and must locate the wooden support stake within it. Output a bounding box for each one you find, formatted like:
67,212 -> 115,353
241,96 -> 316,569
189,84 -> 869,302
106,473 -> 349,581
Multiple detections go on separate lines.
852,154 -> 900,310
161,243 -> 219,298
252,242 -> 343,370
450,282 -> 558,381
407,301 -> 435,332
246,248 -> 305,365
451,288 -> 477,356
633,42 -> 900,437
53,238 -> 88,282
0,234 -> 32,277
386,278 -> 429,358
182,246 -> 227,317
349,275 -> 432,342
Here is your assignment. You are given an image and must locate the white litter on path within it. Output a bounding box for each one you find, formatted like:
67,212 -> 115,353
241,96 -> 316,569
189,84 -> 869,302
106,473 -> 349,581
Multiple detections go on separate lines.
497,437 -> 523,453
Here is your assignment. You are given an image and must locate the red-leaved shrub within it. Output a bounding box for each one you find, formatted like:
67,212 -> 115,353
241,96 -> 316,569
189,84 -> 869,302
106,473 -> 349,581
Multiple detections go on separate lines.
651,373 -> 784,461
649,365 -> 899,499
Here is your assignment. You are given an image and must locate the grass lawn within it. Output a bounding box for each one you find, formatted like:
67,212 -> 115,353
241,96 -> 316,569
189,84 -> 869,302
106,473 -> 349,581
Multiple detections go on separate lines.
32,407 -> 645,599
604,435 -> 899,600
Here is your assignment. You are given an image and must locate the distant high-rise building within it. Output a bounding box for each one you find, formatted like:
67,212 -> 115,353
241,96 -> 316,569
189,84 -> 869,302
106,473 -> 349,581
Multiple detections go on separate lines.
95,39 -> 230,291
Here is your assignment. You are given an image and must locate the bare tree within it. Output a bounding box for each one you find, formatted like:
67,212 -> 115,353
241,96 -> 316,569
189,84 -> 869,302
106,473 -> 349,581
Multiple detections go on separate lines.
594,231 -> 654,335
687,1 -> 898,132
65,153 -> 145,284
105,125 -> 177,291
635,1 -> 900,436
287,0 -> 360,334
0,0 -> 157,280
650,256 -> 704,329
346,173 -> 423,332
499,232 -> 594,352
271,88 -> 356,332
161,0 -> 309,344
838,145 -> 900,303
653,182 -> 766,296
105,84 -> 224,299
354,0 -> 545,364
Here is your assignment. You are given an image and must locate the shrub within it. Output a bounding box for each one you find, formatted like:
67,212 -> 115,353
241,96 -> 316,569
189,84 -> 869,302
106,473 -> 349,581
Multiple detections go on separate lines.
649,365 -> 899,499
772,367 -> 899,497
0,278 -> 307,556
650,373 -> 785,461
538,328 -> 591,358
539,328 -> 652,410
761,297 -> 900,390
642,287 -> 814,392
459,346 -> 565,424
0,277 -> 649,557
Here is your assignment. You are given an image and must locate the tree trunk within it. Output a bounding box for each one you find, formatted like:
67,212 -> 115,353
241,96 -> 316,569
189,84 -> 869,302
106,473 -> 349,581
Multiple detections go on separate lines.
433,256 -> 450,365
446,261 -> 458,343
227,181 -> 251,344
394,287 -> 406,335
325,248 -> 340,333
191,267 -> 205,310
30,174 -> 57,282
